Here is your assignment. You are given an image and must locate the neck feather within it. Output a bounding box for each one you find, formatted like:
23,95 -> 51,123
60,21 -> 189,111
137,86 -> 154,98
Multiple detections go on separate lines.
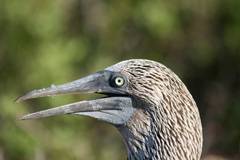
117,105 -> 202,160
118,109 -> 160,160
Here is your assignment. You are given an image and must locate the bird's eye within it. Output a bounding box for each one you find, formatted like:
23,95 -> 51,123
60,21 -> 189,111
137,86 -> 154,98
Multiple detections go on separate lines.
111,76 -> 125,87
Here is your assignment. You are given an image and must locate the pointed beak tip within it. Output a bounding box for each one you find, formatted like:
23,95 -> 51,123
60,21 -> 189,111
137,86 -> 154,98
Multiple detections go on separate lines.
15,97 -> 23,103
15,92 -> 34,103
19,117 -> 26,120
20,115 -> 32,120
15,93 -> 30,103
16,115 -> 26,120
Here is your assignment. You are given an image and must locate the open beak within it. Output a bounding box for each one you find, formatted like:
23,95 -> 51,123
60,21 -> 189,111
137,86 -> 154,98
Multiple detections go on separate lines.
17,71 -> 135,125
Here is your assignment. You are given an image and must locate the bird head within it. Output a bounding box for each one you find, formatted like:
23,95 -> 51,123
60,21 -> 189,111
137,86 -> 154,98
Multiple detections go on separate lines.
17,59 -> 202,159
17,59 -> 163,124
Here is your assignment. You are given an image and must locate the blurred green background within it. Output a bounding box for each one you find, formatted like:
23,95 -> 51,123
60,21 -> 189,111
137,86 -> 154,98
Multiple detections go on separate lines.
0,0 -> 239,159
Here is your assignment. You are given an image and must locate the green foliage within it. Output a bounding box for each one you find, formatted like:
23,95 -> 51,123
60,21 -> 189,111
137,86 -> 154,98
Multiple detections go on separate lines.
0,0 -> 239,159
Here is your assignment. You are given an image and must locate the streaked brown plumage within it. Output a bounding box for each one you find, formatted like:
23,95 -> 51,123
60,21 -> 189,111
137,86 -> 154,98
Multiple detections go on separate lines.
108,60 -> 202,160
18,59 -> 203,160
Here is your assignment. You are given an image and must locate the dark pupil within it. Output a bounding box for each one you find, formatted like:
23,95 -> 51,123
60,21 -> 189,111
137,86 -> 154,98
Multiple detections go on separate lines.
117,79 -> 121,83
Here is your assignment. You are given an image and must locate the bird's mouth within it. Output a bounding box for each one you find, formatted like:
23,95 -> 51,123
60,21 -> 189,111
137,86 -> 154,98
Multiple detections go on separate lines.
17,71 -> 136,125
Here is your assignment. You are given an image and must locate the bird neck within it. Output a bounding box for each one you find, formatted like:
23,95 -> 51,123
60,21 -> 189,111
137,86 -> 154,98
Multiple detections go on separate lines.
117,109 -> 159,160
117,106 -> 202,160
